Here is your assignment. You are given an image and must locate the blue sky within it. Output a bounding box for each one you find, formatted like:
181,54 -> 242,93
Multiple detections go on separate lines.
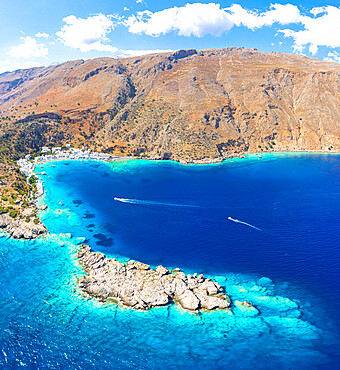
0,0 -> 339,73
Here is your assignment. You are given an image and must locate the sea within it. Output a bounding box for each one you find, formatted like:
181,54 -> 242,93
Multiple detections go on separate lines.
0,152 -> 339,368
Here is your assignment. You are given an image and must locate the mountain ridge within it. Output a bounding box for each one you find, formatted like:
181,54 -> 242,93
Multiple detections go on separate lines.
0,47 -> 339,161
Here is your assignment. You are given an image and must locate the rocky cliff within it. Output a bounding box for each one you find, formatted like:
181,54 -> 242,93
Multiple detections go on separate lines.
0,47 -> 339,160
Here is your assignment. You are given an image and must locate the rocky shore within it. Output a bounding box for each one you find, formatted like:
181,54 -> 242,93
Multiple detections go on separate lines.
0,213 -> 47,239
77,244 -> 231,312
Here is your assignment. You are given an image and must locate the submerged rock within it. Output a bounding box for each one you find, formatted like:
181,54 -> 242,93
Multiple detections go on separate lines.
234,300 -> 259,316
77,244 -> 231,312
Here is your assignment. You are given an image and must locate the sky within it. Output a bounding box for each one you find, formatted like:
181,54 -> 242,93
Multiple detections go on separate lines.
0,0 -> 339,73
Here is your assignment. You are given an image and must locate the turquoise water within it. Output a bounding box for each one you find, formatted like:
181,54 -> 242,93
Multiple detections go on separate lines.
1,153 -> 339,368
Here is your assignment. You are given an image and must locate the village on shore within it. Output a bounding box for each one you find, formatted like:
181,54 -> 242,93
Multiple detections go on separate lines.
0,145 -> 118,240
17,145 -> 115,178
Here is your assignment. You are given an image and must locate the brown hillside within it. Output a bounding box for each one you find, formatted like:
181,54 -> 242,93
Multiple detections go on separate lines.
0,47 -> 339,161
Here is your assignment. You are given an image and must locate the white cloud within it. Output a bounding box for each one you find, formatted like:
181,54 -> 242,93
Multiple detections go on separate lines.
125,3 -> 233,37
36,32 -> 50,38
124,3 -> 340,56
308,44 -> 318,54
9,36 -> 48,59
0,60 -> 42,74
226,3 -> 301,30
56,14 -> 117,52
125,3 -> 304,38
280,6 -> 340,54
324,51 -> 340,63
310,7 -> 325,17
116,48 -> 173,57
124,7 -> 129,11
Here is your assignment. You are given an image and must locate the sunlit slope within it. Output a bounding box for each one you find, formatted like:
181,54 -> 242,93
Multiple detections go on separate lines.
1,48 -> 339,160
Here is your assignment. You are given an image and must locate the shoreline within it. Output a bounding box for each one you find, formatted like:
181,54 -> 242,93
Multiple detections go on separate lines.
23,148 -> 340,174
5,148 -> 337,240
106,150 -> 340,168
114,149 -> 340,166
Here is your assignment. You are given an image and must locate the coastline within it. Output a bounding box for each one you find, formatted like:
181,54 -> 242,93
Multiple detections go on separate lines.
9,149 -> 338,240
114,149 -> 340,166
4,147 -> 336,241
189,149 -> 340,165
105,150 -> 340,171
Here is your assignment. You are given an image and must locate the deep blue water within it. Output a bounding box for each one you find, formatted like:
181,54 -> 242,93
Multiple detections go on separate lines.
1,153 -> 340,368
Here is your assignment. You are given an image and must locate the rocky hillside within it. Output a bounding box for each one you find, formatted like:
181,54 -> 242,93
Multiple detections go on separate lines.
0,47 -> 339,161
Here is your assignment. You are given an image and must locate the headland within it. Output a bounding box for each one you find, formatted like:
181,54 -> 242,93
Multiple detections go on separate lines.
77,244 -> 232,312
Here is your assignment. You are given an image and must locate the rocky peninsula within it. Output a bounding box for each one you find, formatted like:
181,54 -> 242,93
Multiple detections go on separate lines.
77,244 -> 231,312
0,212 -> 47,239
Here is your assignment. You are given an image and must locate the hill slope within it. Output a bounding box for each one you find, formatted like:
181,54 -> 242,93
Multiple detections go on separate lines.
1,47 -> 340,161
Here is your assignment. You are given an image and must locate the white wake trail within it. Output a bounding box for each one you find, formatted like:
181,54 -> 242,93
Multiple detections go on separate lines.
114,197 -> 138,204
114,197 -> 198,208
228,217 -> 262,231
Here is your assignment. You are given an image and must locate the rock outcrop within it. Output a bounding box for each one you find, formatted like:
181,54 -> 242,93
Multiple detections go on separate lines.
77,244 -> 231,312
0,213 -> 47,239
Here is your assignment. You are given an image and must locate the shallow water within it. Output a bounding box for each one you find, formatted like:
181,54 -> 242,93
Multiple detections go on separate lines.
1,153 -> 339,368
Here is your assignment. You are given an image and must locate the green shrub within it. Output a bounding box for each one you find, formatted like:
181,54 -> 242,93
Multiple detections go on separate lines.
25,217 -> 30,223
9,210 -> 18,218
28,176 -> 36,185
33,218 -> 40,225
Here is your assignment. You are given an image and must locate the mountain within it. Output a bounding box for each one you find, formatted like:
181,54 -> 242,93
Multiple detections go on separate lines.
0,47 -> 339,161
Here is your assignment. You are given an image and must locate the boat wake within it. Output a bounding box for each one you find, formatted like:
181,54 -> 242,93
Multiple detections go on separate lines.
228,217 -> 262,231
114,197 -> 198,208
